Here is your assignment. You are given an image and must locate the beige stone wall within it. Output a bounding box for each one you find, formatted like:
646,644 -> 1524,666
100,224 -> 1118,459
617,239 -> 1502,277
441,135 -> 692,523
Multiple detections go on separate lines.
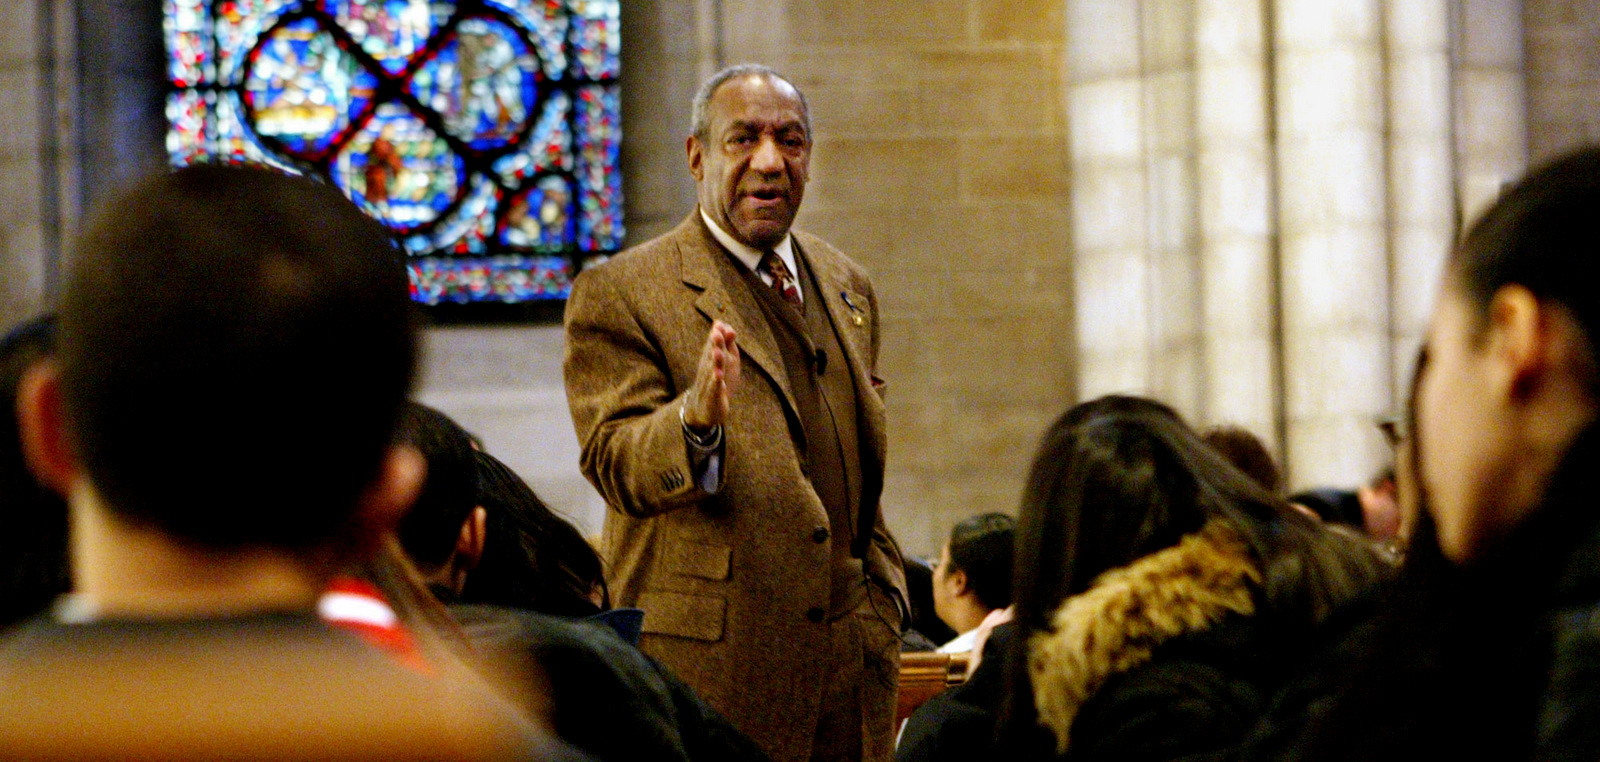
704,1 -> 1077,557
1526,0 -> 1600,163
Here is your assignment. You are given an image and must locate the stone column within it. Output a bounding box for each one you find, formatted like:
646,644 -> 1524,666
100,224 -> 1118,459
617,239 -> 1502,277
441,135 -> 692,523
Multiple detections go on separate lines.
1386,0 -> 1456,405
1068,0 -> 1154,399
1272,1 -> 1392,489
1453,0 -> 1527,226
1143,0 -> 1205,420
1194,0 -> 1278,449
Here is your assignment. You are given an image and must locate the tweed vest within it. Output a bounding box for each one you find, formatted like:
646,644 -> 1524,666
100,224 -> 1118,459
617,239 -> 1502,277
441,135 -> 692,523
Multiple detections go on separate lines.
737,246 -> 868,616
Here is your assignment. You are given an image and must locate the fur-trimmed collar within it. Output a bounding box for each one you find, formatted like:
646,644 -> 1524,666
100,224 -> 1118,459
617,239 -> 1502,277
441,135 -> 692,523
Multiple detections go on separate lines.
1028,520 -> 1261,753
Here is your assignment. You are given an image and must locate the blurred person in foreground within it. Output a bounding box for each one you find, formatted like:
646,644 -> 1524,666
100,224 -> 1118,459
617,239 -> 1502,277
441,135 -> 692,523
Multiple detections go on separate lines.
0,164 -> 566,760
1241,146 -> 1600,760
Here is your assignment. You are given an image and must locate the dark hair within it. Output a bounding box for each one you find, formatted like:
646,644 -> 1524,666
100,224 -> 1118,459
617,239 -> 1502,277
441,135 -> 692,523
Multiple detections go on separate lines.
0,316 -> 70,628
1203,425 -> 1282,493
460,450 -> 609,618
395,403 -> 480,568
58,163 -> 418,550
1452,146 -> 1600,389
1012,396 -> 1386,635
946,512 -> 1015,611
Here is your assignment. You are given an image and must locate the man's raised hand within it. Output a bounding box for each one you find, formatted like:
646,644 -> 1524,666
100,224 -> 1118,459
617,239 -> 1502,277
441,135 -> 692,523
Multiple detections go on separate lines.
683,320 -> 740,433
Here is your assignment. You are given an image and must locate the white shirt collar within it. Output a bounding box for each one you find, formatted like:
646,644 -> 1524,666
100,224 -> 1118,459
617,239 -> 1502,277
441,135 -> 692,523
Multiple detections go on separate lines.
699,207 -> 801,301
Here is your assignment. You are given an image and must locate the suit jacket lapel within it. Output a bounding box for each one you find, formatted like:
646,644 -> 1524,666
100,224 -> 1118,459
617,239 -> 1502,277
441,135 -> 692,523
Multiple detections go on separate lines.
796,236 -> 887,465
676,214 -> 801,421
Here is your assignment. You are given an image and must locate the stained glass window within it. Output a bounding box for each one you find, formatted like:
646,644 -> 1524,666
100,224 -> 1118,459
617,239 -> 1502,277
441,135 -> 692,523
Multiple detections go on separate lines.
163,0 -> 623,305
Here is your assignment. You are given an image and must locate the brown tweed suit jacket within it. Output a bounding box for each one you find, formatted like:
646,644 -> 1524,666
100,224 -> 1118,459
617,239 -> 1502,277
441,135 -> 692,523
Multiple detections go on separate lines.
563,212 -> 909,761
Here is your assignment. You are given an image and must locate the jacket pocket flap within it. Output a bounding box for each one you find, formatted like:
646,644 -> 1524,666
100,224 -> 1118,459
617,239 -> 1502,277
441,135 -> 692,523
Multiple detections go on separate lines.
665,539 -> 731,580
638,592 -> 725,642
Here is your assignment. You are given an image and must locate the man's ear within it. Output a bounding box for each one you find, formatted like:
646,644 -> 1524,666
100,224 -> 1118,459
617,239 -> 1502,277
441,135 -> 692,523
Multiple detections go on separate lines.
17,361 -> 78,494
1488,284 -> 1551,401
687,135 -> 704,181
354,444 -> 426,547
948,567 -> 971,598
456,506 -> 487,573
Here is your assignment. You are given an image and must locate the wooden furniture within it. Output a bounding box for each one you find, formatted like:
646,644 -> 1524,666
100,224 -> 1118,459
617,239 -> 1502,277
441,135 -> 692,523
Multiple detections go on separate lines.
895,651 -> 971,730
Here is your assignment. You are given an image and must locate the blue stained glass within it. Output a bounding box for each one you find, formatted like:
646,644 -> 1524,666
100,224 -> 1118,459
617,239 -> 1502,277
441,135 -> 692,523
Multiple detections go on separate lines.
409,16 -> 541,152
501,174 -> 574,251
168,0 -> 622,306
485,0 -> 569,79
334,103 -> 466,230
214,91 -> 305,171
568,0 -> 619,80
408,173 -> 498,255
322,0 -> 440,75
493,90 -> 571,184
243,17 -> 378,157
214,0 -> 297,86
165,0 -> 214,86
574,83 -> 621,251
166,90 -> 211,164
409,255 -> 571,304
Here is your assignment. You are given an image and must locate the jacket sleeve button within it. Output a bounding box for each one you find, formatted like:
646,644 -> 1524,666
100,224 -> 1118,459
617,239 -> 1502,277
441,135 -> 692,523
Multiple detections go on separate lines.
806,607 -> 825,623
812,527 -> 830,544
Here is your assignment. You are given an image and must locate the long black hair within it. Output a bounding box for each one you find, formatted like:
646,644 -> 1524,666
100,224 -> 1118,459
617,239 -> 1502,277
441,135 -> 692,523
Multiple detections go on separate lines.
459,450 -> 609,618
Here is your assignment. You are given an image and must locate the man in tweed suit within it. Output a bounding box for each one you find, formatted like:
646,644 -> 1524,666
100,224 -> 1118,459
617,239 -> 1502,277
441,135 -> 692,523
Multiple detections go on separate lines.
563,65 -> 909,762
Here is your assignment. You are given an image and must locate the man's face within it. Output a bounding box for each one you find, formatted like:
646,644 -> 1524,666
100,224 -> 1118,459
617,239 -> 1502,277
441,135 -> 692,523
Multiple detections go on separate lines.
1416,284 -> 1516,561
689,75 -> 810,250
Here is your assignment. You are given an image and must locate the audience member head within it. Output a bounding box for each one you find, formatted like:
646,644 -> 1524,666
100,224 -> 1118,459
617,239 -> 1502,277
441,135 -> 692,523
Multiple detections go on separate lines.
460,450 -> 608,618
1358,467 -> 1400,540
1,315 -> 70,627
1419,146 -> 1600,561
1202,425 -> 1282,494
395,402 -> 484,593
16,163 -> 422,607
932,512 -> 1014,636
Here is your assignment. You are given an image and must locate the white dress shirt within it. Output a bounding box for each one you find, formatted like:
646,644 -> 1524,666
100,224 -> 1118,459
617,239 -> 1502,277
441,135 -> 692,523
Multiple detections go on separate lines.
699,207 -> 802,303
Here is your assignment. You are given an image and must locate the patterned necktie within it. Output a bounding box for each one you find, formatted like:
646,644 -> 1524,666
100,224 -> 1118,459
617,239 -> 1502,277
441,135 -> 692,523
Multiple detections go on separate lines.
758,250 -> 803,311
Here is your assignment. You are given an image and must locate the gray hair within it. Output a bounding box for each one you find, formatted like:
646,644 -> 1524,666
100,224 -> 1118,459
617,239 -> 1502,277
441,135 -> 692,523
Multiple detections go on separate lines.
689,64 -> 811,141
